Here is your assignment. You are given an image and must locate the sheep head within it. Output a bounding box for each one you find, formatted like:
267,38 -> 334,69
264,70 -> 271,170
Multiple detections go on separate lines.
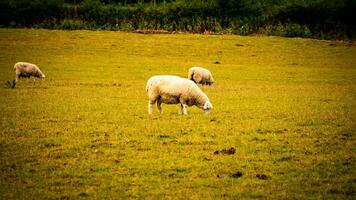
203,101 -> 213,114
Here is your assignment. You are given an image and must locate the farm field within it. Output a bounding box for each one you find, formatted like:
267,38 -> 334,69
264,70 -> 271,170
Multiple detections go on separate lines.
0,29 -> 355,199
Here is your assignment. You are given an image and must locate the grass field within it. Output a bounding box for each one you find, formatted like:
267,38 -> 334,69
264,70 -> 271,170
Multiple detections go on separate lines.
0,29 -> 355,199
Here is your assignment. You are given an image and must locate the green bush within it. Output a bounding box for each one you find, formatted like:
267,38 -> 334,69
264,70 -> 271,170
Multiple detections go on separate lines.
263,23 -> 312,38
40,19 -> 57,29
284,23 -> 312,38
236,24 -> 252,36
0,0 -> 354,40
9,21 -> 17,28
59,19 -> 86,30
119,21 -> 135,31
4,80 -> 16,89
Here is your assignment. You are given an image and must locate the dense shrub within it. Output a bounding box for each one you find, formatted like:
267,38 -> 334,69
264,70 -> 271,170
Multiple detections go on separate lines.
263,23 -> 312,38
0,0 -> 354,40
59,19 -> 87,29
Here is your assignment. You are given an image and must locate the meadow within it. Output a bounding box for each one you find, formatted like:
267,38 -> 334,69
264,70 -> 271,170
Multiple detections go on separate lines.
0,29 -> 355,199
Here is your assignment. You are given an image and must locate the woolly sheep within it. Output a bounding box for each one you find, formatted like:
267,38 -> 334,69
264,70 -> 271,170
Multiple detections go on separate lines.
188,66 -> 214,86
14,62 -> 45,82
146,75 -> 213,115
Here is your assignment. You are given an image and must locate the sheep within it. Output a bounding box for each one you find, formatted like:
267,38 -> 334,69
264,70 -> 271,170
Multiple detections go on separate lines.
14,62 -> 45,82
188,66 -> 214,86
146,75 -> 213,115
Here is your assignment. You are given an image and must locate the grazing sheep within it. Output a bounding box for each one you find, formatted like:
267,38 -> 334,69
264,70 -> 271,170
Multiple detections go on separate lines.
146,75 -> 213,115
14,62 -> 45,82
188,66 -> 214,86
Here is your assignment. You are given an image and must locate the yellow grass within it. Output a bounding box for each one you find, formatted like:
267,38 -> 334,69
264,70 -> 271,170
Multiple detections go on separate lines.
0,29 -> 355,199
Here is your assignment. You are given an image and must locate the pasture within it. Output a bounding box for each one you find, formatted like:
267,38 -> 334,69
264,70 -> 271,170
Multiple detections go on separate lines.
0,29 -> 355,199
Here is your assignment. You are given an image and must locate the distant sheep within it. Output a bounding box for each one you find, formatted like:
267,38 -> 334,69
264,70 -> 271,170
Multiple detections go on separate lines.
188,66 -> 214,86
146,75 -> 213,115
14,62 -> 45,82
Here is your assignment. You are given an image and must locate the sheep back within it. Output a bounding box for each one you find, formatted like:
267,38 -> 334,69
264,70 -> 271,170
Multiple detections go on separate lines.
146,75 -> 208,106
188,66 -> 214,85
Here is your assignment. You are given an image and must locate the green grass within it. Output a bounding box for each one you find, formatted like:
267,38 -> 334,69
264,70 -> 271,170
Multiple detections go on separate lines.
0,28 -> 355,199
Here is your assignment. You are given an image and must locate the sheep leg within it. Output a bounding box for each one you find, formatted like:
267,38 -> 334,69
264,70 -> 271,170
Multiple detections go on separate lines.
179,104 -> 188,115
148,100 -> 155,114
179,104 -> 184,114
182,104 -> 188,115
157,99 -> 163,114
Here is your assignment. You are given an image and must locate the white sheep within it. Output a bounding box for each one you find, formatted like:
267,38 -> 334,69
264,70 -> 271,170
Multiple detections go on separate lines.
14,62 -> 45,82
146,75 -> 213,115
188,66 -> 214,86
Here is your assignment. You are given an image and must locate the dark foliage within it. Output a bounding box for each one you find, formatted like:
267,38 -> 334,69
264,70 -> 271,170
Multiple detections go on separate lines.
0,0 -> 354,40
